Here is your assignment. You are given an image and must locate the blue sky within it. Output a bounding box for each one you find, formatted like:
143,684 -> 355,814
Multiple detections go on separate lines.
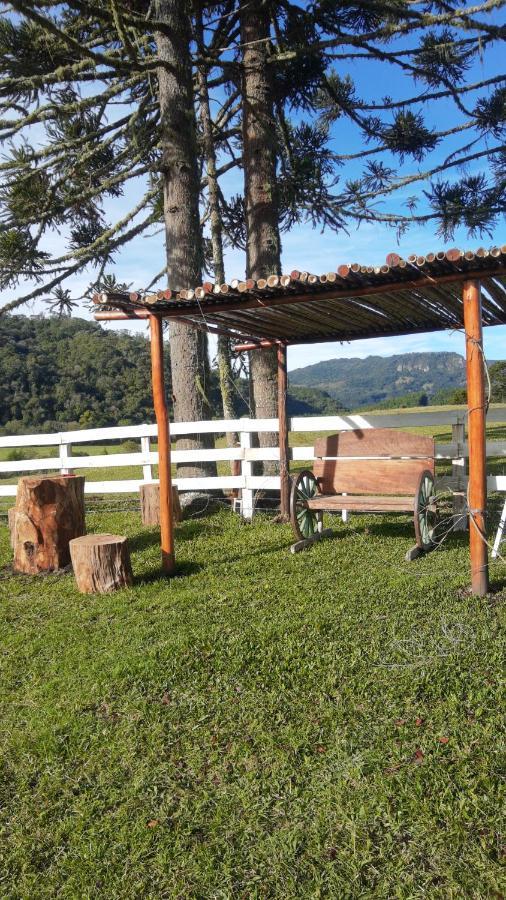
17,6 -> 506,371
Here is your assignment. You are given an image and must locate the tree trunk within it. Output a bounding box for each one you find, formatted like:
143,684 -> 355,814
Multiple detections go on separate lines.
196,12 -> 238,446
13,475 -> 86,574
140,483 -> 182,526
241,4 -> 282,473
69,534 -> 133,594
154,0 -> 215,479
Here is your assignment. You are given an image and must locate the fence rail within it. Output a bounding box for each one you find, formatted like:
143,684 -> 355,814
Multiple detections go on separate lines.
1,408 -> 505,508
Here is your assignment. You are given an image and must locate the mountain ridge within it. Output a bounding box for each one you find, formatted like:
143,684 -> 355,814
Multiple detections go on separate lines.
289,351 -> 474,409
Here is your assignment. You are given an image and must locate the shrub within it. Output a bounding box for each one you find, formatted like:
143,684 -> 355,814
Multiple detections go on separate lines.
6,448 -> 29,462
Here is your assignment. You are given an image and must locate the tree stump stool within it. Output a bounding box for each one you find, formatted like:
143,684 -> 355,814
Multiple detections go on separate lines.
139,483 -> 181,526
69,534 -> 133,594
13,475 -> 86,574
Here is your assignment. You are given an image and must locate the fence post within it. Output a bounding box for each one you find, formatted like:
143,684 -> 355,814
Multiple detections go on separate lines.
60,441 -> 73,476
452,417 -> 467,531
141,435 -> 153,482
492,498 -> 506,559
240,423 -> 254,520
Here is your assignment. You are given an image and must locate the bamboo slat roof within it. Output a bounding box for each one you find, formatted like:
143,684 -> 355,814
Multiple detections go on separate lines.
94,246 -> 506,346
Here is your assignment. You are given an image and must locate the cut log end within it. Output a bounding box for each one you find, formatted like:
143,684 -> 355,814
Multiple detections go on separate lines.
70,534 -> 133,594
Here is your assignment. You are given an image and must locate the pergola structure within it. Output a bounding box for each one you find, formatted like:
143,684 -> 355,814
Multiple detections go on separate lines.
94,245 -> 506,596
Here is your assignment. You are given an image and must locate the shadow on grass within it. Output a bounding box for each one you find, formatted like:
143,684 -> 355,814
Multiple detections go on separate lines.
490,577 -> 506,595
215,538 -> 299,566
344,517 -> 471,548
0,564 -> 73,583
134,559 -> 203,585
129,516 -> 227,553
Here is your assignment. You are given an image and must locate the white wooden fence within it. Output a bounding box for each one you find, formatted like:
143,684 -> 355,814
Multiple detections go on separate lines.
1,409 -> 505,521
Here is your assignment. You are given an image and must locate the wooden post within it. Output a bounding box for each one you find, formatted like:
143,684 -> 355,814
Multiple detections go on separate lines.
462,280 -> 489,596
277,343 -> 290,521
149,315 -> 175,575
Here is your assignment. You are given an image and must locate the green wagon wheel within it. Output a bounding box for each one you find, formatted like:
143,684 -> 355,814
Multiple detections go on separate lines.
414,469 -> 438,551
290,470 -> 322,541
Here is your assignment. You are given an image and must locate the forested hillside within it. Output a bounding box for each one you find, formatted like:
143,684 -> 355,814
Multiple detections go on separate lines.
290,352 -> 469,408
1,316 -> 164,432
0,316 -> 342,433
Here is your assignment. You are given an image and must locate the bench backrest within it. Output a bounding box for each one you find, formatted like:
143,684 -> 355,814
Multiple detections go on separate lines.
313,429 -> 435,495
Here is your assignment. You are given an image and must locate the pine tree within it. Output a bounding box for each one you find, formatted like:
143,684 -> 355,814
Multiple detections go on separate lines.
268,1 -> 506,240
195,4 -> 238,447
240,1 -> 282,469
0,1 -> 224,474
214,0 -> 505,430
489,360 -> 506,401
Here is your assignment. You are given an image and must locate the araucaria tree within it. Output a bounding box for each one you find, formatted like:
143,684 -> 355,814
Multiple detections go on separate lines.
0,1 -> 504,429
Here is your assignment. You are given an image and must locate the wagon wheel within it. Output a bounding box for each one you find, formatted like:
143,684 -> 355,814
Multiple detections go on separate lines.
290,470 -> 322,541
414,469 -> 438,551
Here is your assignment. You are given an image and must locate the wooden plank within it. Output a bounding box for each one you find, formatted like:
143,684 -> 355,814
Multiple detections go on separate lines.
0,440 -> 502,477
0,457 -> 63,474
290,406 -> 506,432
313,457 -> 431,495
0,407 -> 504,450
306,495 -> 414,512
0,433 -> 62,449
314,429 -> 434,460
0,474 -> 504,500
291,443 -> 506,461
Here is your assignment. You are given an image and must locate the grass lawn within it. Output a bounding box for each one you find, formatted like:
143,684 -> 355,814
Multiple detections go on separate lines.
1,501 -> 505,897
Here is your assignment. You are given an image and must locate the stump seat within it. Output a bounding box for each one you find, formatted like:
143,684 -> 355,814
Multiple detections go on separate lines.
139,483 -> 181,526
70,534 -> 133,594
12,475 -> 85,574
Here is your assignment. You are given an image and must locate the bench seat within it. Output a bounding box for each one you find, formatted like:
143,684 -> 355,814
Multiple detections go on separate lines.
290,429 -> 438,553
306,494 -> 415,513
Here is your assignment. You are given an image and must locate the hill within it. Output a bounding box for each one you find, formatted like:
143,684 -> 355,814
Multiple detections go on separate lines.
289,351 -> 470,409
0,315 -> 163,432
0,315 -> 342,433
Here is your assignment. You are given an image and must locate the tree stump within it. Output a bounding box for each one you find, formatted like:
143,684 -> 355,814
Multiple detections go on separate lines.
13,475 -> 86,574
139,483 -> 181,526
69,534 -> 133,594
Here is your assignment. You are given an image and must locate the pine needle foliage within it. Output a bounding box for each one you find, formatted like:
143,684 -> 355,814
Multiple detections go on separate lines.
0,1 -> 504,313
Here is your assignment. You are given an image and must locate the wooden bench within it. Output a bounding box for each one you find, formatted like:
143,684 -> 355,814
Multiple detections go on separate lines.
290,429 -> 438,557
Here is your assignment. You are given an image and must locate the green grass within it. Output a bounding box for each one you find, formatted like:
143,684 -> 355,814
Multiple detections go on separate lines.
1,502 -> 505,897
